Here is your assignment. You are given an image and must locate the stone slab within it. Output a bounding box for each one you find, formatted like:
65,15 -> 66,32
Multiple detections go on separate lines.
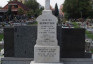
61,28 -> 85,58
34,45 -> 60,63
14,26 -> 37,58
1,58 -> 93,64
4,27 -> 14,57
30,61 -> 63,64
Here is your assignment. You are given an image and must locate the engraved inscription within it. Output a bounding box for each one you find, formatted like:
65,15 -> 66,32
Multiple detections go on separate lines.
37,48 -> 56,57
38,18 -> 57,44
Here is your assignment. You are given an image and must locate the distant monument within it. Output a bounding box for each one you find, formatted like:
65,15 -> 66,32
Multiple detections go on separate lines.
30,0 -> 63,64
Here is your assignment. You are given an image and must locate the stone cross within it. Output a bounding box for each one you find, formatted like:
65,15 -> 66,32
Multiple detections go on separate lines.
45,0 -> 50,10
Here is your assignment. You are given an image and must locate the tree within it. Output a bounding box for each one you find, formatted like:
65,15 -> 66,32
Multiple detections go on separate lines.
24,0 -> 39,11
63,0 -> 92,19
54,3 -> 59,17
24,0 -> 43,18
27,10 -> 34,18
7,5 -> 12,15
7,5 -> 12,21
18,8 -> 24,15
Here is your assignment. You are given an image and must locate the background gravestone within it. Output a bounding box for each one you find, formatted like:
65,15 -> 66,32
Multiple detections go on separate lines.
4,27 -> 14,57
14,26 -> 37,58
61,28 -> 85,58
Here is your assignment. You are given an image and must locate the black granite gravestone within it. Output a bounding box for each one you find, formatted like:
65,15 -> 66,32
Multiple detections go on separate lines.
61,28 -> 85,58
14,26 -> 37,58
4,26 -> 91,58
4,27 -> 14,57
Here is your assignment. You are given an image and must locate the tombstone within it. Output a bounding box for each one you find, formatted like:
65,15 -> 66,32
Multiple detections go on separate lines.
30,0 -> 63,64
61,28 -> 86,58
4,27 -> 14,57
14,26 -> 37,58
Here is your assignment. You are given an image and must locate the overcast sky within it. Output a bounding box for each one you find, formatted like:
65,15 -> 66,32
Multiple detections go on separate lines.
0,0 -> 65,8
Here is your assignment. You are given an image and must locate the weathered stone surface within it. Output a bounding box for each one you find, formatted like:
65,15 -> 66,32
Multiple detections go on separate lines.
34,10 -> 60,63
34,45 -> 60,63
45,0 -> 50,10
31,61 -> 63,64
1,58 -> 93,64
36,10 -> 58,46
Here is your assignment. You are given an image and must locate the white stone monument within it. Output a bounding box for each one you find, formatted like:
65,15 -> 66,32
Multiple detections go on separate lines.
30,0 -> 63,64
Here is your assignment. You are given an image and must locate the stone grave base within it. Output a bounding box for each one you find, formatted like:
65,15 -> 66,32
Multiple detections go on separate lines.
1,57 -> 93,64
34,45 -> 60,63
30,61 -> 63,64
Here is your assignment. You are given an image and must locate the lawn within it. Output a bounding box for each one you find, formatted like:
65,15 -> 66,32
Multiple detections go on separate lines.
72,22 -> 80,28
86,31 -> 93,40
0,33 -> 4,51
72,22 -> 93,39
0,33 -> 3,41
0,48 -> 1,51
91,50 -> 93,53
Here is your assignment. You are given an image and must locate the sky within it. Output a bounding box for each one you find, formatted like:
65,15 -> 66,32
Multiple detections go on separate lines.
0,0 -> 65,8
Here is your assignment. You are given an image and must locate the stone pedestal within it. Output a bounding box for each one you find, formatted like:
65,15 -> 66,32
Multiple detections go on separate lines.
34,45 -> 60,63
31,61 -> 63,64
30,10 -> 63,64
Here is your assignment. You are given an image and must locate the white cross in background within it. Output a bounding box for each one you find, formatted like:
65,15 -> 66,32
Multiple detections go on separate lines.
45,0 -> 50,10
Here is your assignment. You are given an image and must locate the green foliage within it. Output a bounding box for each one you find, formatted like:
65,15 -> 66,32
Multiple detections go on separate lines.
24,0 -> 39,11
54,3 -> 59,17
86,31 -> 93,40
7,5 -> 12,15
34,9 -> 42,17
18,8 -> 24,15
31,21 -> 38,25
0,48 -> 1,51
91,49 -> 93,53
72,22 -> 80,28
27,10 -> 34,18
0,34 -> 4,41
72,22 -> 93,40
63,0 -> 92,19
24,0 -> 43,17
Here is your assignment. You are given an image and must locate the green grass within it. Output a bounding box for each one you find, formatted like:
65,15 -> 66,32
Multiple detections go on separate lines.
0,33 -> 4,51
72,22 -> 80,28
91,50 -> 93,53
0,33 -> 3,41
31,21 -> 38,25
86,31 -> 93,40
28,21 -> 38,26
0,48 -> 1,51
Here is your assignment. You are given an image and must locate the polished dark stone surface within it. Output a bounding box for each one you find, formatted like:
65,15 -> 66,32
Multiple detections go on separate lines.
4,26 -> 91,58
4,27 -> 14,57
61,28 -> 85,58
14,26 -> 37,58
